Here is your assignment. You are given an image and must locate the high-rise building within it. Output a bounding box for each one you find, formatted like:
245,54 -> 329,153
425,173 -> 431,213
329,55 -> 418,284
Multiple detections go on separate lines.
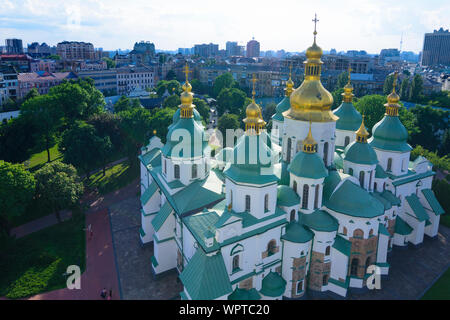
5,39 -> 23,54
193,43 -> 219,58
56,41 -> 96,60
226,41 -> 240,56
246,38 -> 260,58
421,28 -> 450,67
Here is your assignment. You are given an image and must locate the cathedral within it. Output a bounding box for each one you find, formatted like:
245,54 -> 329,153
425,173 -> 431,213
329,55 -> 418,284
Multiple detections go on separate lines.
138,25 -> 445,300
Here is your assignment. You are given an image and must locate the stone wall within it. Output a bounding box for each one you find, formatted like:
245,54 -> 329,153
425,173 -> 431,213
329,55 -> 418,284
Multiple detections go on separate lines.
308,251 -> 331,291
290,256 -> 307,298
348,235 -> 378,280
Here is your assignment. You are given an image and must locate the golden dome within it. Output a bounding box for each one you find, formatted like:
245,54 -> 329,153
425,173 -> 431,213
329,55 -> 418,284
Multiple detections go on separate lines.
385,72 -> 400,116
306,42 -> 323,61
245,101 -> 261,119
244,95 -> 266,135
285,65 -> 295,96
355,115 -> 369,143
342,67 -> 354,102
303,121 -> 317,153
179,63 -> 195,118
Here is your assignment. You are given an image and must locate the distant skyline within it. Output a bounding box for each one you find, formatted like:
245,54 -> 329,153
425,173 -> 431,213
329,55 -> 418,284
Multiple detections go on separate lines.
0,0 -> 449,54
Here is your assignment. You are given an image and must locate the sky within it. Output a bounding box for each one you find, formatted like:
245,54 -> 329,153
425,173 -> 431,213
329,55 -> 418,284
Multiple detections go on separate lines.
0,0 -> 449,54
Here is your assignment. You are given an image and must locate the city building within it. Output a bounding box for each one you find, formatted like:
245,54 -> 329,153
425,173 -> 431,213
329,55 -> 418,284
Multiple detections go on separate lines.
77,69 -> 118,95
17,71 -> 78,98
421,28 -> 450,67
226,42 -> 241,57
0,64 -> 18,101
0,73 -> 8,106
0,54 -> 33,72
246,38 -> 260,58
194,43 -> 219,58
130,41 -> 156,65
27,42 -> 54,58
138,26 -> 443,300
5,39 -> 23,54
116,66 -> 155,95
56,41 -> 99,60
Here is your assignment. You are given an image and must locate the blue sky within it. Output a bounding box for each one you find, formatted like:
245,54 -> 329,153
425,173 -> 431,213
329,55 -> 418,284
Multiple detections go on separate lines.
0,0 -> 449,53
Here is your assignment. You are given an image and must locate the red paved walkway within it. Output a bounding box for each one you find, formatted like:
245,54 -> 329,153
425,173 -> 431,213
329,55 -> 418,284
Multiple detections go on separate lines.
28,209 -> 120,300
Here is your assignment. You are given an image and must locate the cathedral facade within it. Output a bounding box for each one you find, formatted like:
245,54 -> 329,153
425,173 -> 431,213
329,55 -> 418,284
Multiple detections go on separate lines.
138,30 -> 444,300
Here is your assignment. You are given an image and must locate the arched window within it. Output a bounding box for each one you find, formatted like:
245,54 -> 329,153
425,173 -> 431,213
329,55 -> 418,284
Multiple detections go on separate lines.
286,138 -> 292,163
314,184 -> 320,209
374,182 -> 378,191
349,168 -> 353,176
245,195 -> 251,212
325,246 -> 331,256
322,275 -> 328,286
192,164 -> 198,179
369,171 -> 373,190
353,229 -> 364,238
302,185 -> 309,209
267,240 -> 277,256
359,171 -> 365,188
293,180 -> 297,193
232,255 -> 240,271
164,159 -> 167,174
387,158 -> 392,172
344,136 -> 350,147
230,190 -> 233,207
323,142 -> 329,166
383,182 -> 386,191
343,227 -> 348,235
296,281 -> 303,294
290,210 -> 296,222
264,194 -> 269,212
369,229 -> 374,237
350,258 -> 359,276
365,257 -> 371,274
174,164 -> 180,179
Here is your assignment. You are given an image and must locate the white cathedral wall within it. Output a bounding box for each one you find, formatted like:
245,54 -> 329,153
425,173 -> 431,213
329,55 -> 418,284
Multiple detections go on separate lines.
343,161 -> 376,191
141,190 -> 161,244
163,156 -> 208,186
289,175 -> 325,213
153,212 -> 177,274
376,233 -> 389,266
373,148 -> 410,176
182,223 -> 198,263
311,230 -> 336,259
271,119 -> 283,144
326,209 -> 381,240
335,129 -> 357,148
140,162 -> 149,195
329,249 -> 349,297
281,239 -> 312,298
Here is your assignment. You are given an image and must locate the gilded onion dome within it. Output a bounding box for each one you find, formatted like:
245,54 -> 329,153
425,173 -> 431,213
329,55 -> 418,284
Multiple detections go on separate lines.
272,66 -> 295,122
179,63 -> 195,118
284,16 -> 337,123
244,74 -> 266,135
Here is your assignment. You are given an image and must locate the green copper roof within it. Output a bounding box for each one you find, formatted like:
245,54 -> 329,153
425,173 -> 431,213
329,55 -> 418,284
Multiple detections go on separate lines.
375,164 -> 388,179
395,216 -> 413,235
228,287 -> 261,300
333,152 -> 344,170
260,271 -> 287,297
140,182 -> 158,205
215,147 -> 233,163
277,185 -> 300,207
324,179 -> 384,218
288,151 -> 328,179
406,194 -> 429,222
162,118 -> 208,158
333,235 -> 351,256
179,249 -> 232,300
139,148 -> 161,167
169,108 -> 202,129
301,210 -> 339,232
278,160 -> 290,186
378,223 -> 390,236
344,141 -> 378,165
272,96 -> 290,122
152,201 -> 173,231
421,189 -> 445,215
281,221 -> 314,243
380,190 -> 401,206
184,211 -> 220,247
369,116 -> 412,152
373,192 -> 392,210
333,102 -> 362,131
391,170 -> 435,187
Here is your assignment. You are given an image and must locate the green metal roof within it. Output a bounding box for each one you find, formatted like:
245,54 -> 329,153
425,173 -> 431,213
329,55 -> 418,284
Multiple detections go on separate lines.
184,210 -> 220,247
139,148 -> 161,167
260,271 -> 287,297
380,190 -> 401,206
140,182 -> 158,205
271,96 -> 290,122
278,160 -> 290,186
179,249 -> 232,300
333,152 -> 344,170
344,141 -> 378,165
406,194 -> 429,222
301,210 -> 339,232
228,287 -> 261,300
373,192 -> 392,210
421,189 -> 445,215
288,151 -> 328,179
333,102 -> 362,131
369,115 -> 412,152
162,118 -> 208,158
378,223 -> 390,236
151,201 -> 173,231
169,108 -> 202,129
277,185 -> 300,207
394,216 -> 413,235
391,171 -> 435,187
333,235 -> 351,256
375,164 -> 388,179
281,221 -> 314,243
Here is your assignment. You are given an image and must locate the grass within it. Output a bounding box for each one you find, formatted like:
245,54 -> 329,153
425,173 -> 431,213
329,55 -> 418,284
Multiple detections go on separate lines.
23,144 -> 62,172
85,160 -> 139,195
0,211 -> 85,299
421,267 -> 450,300
10,199 -> 54,228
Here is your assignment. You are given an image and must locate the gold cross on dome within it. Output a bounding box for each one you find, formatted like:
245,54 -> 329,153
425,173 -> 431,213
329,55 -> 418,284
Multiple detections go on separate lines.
183,62 -> 192,82
289,63 -> 293,78
393,71 -> 398,91
251,74 -> 258,100
348,66 -> 352,83
312,13 -> 319,39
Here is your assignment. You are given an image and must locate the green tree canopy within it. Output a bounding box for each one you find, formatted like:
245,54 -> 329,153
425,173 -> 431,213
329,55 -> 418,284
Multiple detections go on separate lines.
383,74 -> 395,95
114,96 -> 141,113
87,112 -> 124,155
102,57 -> 116,69
156,80 -> 181,97
34,161 -> 83,222
213,73 -> 236,98
217,87 -> 248,116
0,116 -> 39,163
162,94 -> 181,109
217,113 -> 240,140
410,74 -> 424,102
335,71 -> 349,90
354,94 -> 386,133
23,88 -> 40,102
149,107 -> 176,144
331,88 -> 345,110
193,98 -> 209,122
166,69 -> 177,80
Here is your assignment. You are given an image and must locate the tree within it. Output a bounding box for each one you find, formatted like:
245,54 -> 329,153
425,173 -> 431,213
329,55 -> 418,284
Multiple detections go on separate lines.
166,69 -> 177,80
400,78 -> 410,101
354,95 -> 386,133
149,107 -> 176,144
217,113 -> 239,140
34,161 -> 83,223
335,71 -> 349,90
23,88 -> 39,102
383,74 -> 395,95
102,57 -> 116,69
432,179 -> 450,217
193,98 -> 209,122
0,161 -> 35,235
0,116 -> 39,163
217,87 -> 248,116
440,129 -> 450,157
331,88 -> 344,110
263,103 -> 276,122
213,73 -> 235,98
156,80 -> 181,97
410,74 -> 424,102
21,95 -> 63,163
191,79 -> 206,94
87,113 -> 124,155
114,96 -> 140,113
163,94 -> 181,109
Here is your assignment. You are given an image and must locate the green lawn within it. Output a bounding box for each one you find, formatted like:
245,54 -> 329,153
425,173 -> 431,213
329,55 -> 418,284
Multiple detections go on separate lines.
85,160 -> 139,195
10,199 -> 54,228
0,211 -> 85,299
421,267 -> 450,300
23,144 -> 62,172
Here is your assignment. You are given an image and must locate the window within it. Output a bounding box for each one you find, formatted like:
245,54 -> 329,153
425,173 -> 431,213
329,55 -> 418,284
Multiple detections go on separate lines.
290,210 -> 296,222
230,190 -> 233,207
174,164 -> 180,179
264,194 -> 269,212
349,168 -> 353,176
350,258 -> 359,276
293,180 -> 297,193
374,182 -> 378,191
359,171 -> 365,188
286,138 -> 292,163
192,164 -> 197,179
164,159 -> 167,174
302,185 -> 309,209
232,255 -> 240,272
343,227 -> 348,235
387,158 -> 392,172
369,229 -> 374,237
322,275 -> 328,286
344,136 -> 350,147
314,184 -> 320,209
325,246 -> 331,256
267,240 -> 277,256
323,142 -> 329,166
245,195 -> 251,212
353,229 -> 364,238
296,281 -> 303,294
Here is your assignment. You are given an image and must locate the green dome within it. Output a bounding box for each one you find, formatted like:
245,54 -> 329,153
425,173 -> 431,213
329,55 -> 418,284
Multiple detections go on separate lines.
301,210 -> 339,232
260,271 -> 287,297
161,118 -> 208,158
333,152 -> 344,170
369,116 -> 412,152
169,108 -> 202,129
333,102 -> 362,131
281,221 -> 313,243
277,185 -> 300,207
288,152 -> 328,179
228,288 -> 261,300
272,96 -> 290,122
344,141 -> 378,165
224,134 -> 278,185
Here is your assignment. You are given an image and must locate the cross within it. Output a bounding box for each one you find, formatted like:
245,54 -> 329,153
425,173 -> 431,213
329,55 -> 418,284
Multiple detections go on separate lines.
251,74 -> 258,100
183,62 -> 192,82
347,66 -> 352,83
392,71 -> 398,92
289,63 -> 293,78
312,13 -> 319,39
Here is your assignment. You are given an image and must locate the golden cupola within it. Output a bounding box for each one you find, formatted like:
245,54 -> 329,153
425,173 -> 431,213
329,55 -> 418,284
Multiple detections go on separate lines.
385,72 -> 400,116
180,63 -> 195,118
342,67 -> 354,103
284,15 -> 338,123
243,74 -> 266,135
285,65 -> 295,97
